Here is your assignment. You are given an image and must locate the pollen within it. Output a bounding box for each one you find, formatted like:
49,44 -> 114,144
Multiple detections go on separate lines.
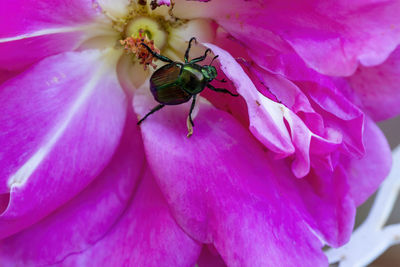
120,29 -> 161,70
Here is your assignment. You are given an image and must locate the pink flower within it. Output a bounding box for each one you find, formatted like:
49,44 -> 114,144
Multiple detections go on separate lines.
0,0 -> 397,265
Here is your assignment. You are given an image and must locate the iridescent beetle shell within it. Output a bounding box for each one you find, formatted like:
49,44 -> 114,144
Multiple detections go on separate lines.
150,63 -> 208,105
138,37 -> 239,137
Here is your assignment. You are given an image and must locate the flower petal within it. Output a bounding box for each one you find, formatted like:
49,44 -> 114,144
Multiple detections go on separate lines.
61,167 -> 202,267
176,0 -> 400,76
343,117 -> 392,206
97,0 -> 131,19
0,69 -> 19,84
0,0 -> 102,37
347,46 -> 400,121
0,49 -> 126,238
133,90 -> 327,266
238,41 -> 365,158
197,245 -> 226,267
205,43 -> 342,177
0,115 -> 145,265
204,44 -> 295,157
285,166 -> 356,247
0,0 -> 111,71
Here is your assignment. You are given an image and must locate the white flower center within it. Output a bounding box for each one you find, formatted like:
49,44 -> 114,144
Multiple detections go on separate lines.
92,0 -> 216,88
126,17 -> 167,49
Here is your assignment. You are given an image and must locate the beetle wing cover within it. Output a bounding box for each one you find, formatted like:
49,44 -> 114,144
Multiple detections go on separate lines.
150,64 -> 191,105
151,64 -> 181,88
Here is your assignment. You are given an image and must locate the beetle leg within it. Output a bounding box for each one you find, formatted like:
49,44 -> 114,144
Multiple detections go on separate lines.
207,84 -> 239,97
141,43 -> 174,63
189,49 -> 212,64
175,62 -> 184,75
184,37 -> 197,63
188,94 -> 197,127
137,104 -> 165,125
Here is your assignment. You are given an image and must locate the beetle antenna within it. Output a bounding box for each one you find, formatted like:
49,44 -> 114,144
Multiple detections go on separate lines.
209,55 -> 219,66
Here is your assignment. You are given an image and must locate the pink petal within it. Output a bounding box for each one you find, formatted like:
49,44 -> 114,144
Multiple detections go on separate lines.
284,166 -> 356,247
0,0 -> 109,70
176,0 -> 400,76
197,245 -> 226,267
205,43 -> 341,177
0,69 -> 19,84
0,33 -> 98,71
0,0 -> 101,37
61,167 -> 202,266
238,41 -> 365,158
297,81 -> 365,157
153,0 -> 172,7
0,115 -> 145,265
347,46 -> 400,121
343,117 -> 392,206
133,90 -> 327,265
203,44 -> 294,157
0,49 -> 126,238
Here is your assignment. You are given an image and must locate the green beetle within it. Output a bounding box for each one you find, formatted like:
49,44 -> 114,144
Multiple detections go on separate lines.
137,37 -> 238,135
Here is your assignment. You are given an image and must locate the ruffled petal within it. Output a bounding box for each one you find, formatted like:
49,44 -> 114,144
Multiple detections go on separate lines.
296,80 -> 365,157
133,90 -> 327,266
204,44 -> 294,156
347,46 -> 400,121
205,43 -> 342,177
0,115 -> 145,265
0,49 -> 126,238
233,38 -> 365,158
175,0 -> 400,76
284,166 -> 356,247
61,167 -> 202,267
0,0 -> 112,71
342,117 -> 392,206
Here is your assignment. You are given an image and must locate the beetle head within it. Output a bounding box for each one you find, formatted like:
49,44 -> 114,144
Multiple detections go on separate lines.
202,65 -> 217,82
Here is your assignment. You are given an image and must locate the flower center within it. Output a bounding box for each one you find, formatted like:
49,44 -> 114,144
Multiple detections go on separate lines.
116,3 -> 175,70
125,16 -> 167,49
120,25 -> 162,69
103,0 -> 215,88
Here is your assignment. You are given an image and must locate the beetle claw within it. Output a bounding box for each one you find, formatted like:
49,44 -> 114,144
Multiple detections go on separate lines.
186,116 -> 194,138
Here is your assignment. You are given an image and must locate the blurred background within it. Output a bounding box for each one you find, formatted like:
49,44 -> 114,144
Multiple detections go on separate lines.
358,115 -> 400,266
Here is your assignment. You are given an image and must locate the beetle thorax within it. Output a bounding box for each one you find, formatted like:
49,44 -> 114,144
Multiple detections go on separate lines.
179,65 -> 207,95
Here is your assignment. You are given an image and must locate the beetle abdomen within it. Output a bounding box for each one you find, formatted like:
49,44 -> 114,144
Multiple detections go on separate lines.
151,83 -> 191,105
150,63 -> 191,105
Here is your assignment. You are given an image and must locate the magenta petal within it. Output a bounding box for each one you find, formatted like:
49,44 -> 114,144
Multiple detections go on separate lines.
178,0 -> 400,76
134,92 -> 327,265
0,0 -> 101,37
0,0 -> 108,70
0,116 -> 145,265
0,49 -> 126,238
61,168 -> 201,267
284,166 -> 356,247
0,33 -> 97,71
298,81 -> 365,157
205,43 -> 341,178
0,69 -> 19,84
348,46 -> 400,121
343,117 -> 392,206
197,245 -> 226,267
203,44 -> 294,157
